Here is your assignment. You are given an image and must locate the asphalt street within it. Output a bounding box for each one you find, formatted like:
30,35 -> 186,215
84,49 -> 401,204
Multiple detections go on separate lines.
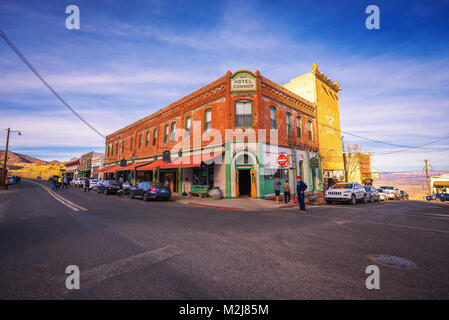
0,179 -> 448,299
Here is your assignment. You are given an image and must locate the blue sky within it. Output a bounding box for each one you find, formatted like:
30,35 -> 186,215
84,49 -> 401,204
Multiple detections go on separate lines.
0,0 -> 448,171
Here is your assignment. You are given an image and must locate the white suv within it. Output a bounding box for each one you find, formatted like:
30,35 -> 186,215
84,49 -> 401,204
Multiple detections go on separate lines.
325,182 -> 367,205
380,186 -> 401,200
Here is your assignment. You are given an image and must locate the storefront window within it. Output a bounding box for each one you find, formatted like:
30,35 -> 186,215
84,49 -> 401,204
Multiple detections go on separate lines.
193,163 -> 214,187
235,100 -> 252,127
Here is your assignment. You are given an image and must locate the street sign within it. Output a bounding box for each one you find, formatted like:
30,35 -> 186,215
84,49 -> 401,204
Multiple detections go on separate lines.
277,154 -> 288,166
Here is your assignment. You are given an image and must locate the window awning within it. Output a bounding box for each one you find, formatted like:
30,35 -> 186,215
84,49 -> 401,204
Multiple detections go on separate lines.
102,165 -> 122,174
136,160 -> 166,171
116,162 -> 152,171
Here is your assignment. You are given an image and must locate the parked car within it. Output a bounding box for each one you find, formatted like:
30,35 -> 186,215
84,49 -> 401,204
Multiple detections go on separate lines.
129,182 -> 171,201
74,177 -> 86,188
88,179 -> 99,190
400,190 -> 409,200
122,181 -> 131,190
380,186 -> 401,200
92,180 -> 104,192
325,182 -> 367,205
96,180 -> 120,195
364,186 -> 380,203
426,193 -> 441,201
439,193 -> 449,202
6,176 -> 14,185
377,188 -> 387,201
70,178 -> 78,187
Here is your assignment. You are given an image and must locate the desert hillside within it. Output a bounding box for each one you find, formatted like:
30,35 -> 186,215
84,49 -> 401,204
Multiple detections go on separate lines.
1,150 -> 65,180
373,171 -> 449,200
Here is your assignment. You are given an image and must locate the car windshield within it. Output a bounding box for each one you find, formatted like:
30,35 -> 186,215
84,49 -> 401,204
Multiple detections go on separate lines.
363,187 -> 371,191
331,183 -> 353,189
105,180 -> 118,185
381,186 -> 394,190
377,189 -> 384,193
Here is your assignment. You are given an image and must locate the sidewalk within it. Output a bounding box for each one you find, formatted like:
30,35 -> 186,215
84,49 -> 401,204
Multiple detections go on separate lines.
174,194 -> 300,211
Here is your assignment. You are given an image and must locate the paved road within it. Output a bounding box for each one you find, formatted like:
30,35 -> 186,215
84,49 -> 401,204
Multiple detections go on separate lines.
0,179 -> 448,299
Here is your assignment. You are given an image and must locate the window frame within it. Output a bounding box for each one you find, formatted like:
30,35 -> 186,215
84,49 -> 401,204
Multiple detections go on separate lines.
153,128 -> 157,146
235,100 -> 253,127
286,112 -> 292,136
204,109 -> 212,132
270,106 -> 277,129
296,116 -> 302,138
308,120 -> 313,141
170,122 -> 176,142
164,125 -> 169,143
185,116 -> 191,137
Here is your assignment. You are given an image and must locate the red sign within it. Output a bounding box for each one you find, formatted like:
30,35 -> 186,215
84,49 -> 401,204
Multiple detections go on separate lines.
277,154 -> 288,166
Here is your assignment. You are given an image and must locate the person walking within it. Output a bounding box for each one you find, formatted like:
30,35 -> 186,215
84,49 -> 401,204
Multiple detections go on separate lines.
283,180 -> 292,204
273,174 -> 281,204
51,176 -> 58,191
296,175 -> 308,213
84,178 -> 90,192
62,176 -> 68,189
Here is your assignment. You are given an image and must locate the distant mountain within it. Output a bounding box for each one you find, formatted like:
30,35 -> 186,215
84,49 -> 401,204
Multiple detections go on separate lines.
378,171 -> 449,179
0,150 -> 47,165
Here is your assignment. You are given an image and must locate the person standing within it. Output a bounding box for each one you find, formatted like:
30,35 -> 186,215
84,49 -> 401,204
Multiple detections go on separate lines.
84,178 -> 90,192
51,176 -> 58,191
296,175 -> 308,213
283,180 -> 292,204
273,174 -> 281,204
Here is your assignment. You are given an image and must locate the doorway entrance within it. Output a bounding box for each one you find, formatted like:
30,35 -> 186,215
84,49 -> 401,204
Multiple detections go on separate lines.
238,169 -> 251,197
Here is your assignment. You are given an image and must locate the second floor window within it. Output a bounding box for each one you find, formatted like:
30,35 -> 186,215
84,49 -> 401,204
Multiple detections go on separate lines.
270,106 -> 276,129
121,141 -> 124,153
297,116 -> 302,138
170,122 -> 176,142
130,137 -> 133,151
164,125 -> 169,143
185,116 -> 191,136
145,131 -> 149,148
286,112 -> 292,136
138,134 -> 142,149
235,100 -> 252,127
153,129 -> 157,146
204,109 -> 212,132
308,120 -> 313,141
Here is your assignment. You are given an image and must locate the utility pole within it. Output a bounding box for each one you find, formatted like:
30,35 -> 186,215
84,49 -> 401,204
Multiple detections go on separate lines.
425,159 -> 431,196
1,128 -> 22,189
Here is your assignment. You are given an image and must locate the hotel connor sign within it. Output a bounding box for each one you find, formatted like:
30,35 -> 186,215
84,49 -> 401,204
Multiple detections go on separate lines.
230,72 -> 257,91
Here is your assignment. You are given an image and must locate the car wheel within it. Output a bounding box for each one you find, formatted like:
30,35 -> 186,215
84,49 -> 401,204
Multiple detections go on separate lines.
362,195 -> 367,204
350,195 -> 356,205
104,189 -> 108,195
325,200 -> 331,204
143,192 -> 149,202
370,195 -> 373,203
129,191 -> 134,199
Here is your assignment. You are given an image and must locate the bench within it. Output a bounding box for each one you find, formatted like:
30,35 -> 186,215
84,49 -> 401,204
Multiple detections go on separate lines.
189,185 -> 209,198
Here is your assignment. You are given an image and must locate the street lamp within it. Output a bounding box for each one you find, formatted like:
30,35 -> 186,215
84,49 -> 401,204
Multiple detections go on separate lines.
1,128 -> 23,188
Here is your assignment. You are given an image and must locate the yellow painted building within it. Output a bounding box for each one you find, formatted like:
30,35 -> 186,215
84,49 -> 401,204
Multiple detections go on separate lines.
283,64 -> 345,187
343,152 -> 373,185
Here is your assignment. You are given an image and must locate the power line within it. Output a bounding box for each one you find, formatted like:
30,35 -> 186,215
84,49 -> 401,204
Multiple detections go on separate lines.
0,28 -> 105,139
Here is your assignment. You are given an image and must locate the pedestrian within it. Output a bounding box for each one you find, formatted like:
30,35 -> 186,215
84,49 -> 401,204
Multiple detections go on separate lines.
84,178 -> 90,192
283,180 -> 292,204
4,177 -> 9,190
62,176 -> 68,189
51,176 -> 58,191
273,174 -> 281,204
296,175 -> 308,213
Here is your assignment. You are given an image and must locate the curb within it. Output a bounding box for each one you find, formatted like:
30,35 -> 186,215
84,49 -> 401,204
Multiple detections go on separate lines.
186,202 -> 241,211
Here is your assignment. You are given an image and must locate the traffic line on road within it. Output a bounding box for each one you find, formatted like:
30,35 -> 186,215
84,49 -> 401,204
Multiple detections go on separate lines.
26,180 -> 87,212
63,244 -> 182,294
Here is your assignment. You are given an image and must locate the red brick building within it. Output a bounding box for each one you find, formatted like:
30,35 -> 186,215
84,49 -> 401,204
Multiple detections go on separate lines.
103,70 -> 322,200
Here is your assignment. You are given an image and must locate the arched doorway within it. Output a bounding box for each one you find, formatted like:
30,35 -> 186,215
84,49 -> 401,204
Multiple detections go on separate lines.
232,152 -> 258,198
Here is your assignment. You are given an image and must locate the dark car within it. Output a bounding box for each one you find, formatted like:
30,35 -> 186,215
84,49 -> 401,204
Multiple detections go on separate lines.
129,182 -> 171,201
440,193 -> 449,202
97,180 -> 120,195
363,186 -> 380,203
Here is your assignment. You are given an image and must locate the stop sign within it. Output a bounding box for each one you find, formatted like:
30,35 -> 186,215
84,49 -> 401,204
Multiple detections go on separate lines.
277,154 -> 288,166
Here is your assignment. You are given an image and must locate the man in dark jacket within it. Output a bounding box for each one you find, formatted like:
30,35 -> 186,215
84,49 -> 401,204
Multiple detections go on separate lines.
296,175 -> 308,213
84,178 -> 90,192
